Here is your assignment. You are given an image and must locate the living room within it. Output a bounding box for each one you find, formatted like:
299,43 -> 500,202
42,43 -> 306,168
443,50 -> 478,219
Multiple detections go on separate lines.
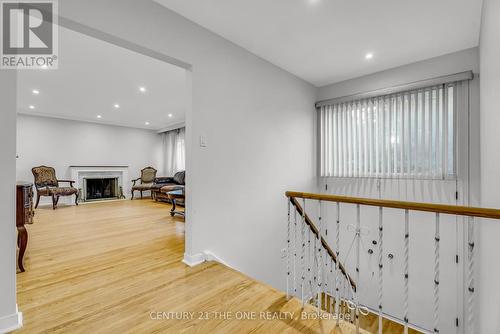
16,24 -> 187,208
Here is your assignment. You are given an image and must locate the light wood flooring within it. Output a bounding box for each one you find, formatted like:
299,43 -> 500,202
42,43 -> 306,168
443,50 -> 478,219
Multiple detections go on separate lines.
16,199 -> 370,334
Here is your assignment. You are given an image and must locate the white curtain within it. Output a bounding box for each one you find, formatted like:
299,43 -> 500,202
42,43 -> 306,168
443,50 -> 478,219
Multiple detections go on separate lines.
162,127 -> 185,176
318,82 -> 466,179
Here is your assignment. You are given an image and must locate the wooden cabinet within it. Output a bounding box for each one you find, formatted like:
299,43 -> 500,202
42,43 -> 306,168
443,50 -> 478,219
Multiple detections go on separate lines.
17,182 -> 34,272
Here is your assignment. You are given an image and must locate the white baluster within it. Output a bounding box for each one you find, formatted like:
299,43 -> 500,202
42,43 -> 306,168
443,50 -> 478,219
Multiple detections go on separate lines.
330,257 -> 334,313
378,207 -> 383,334
301,199 -> 306,305
433,213 -> 440,333
293,206 -> 297,297
308,226 -> 312,300
355,204 -> 361,334
335,202 -> 341,326
467,216 -> 475,334
286,199 -> 291,298
404,209 -> 410,334
318,200 -> 323,313
325,212 -> 330,313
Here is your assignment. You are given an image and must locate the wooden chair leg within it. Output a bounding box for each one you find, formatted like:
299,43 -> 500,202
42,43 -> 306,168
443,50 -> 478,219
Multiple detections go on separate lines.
52,194 -> 56,210
35,194 -> 41,209
140,191 -> 143,199
17,226 -> 27,272
131,190 -> 134,200
75,192 -> 79,206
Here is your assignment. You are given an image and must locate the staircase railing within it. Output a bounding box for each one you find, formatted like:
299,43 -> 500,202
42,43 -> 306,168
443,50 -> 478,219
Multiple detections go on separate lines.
289,196 -> 356,290
285,191 -> 500,334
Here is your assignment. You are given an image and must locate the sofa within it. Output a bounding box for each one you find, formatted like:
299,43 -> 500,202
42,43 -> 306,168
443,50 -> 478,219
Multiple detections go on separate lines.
151,171 -> 185,204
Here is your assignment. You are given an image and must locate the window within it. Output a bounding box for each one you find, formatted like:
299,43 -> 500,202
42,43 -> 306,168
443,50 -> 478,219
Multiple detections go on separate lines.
319,84 -> 457,179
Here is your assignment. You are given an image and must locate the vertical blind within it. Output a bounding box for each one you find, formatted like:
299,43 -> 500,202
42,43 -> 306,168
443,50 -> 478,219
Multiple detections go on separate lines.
319,83 -> 458,179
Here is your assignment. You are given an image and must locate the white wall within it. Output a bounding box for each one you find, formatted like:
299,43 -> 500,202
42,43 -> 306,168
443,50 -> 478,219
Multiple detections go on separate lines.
16,114 -> 164,203
25,0 -> 316,292
479,0 -> 500,332
0,72 -> 22,331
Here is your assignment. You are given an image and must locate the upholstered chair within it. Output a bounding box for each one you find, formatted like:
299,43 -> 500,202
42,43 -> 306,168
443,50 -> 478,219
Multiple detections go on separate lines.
32,166 -> 79,210
131,166 -> 157,199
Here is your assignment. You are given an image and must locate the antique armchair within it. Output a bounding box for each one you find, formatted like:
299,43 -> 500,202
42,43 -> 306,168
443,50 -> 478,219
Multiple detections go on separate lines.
32,165 -> 79,210
131,166 -> 157,199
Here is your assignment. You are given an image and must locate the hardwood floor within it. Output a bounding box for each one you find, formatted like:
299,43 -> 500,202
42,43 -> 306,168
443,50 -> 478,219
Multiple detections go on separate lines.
16,199 -> 368,334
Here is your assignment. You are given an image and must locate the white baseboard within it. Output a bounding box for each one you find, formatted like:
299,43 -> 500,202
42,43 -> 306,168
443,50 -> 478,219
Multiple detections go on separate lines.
182,252 -> 206,267
203,250 -> 231,268
182,251 -> 232,269
0,305 -> 22,334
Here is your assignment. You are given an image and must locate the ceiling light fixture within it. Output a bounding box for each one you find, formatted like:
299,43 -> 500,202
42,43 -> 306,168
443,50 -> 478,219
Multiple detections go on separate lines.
29,105 -> 35,110
168,113 -> 173,118
365,52 -> 374,60
139,86 -> 147,93
32,89 -> 40,95
145,121 -> 150,125
97,115 -> 102,119
114,104 -> 120,109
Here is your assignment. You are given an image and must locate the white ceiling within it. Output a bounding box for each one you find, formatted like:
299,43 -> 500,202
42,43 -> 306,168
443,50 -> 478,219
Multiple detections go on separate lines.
155,0 -> 482,87
17,25 -> 187,131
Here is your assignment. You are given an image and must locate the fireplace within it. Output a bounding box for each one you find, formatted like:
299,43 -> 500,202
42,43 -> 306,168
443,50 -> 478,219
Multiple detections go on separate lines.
83,177 -> 119,202
69,166 -> 128,203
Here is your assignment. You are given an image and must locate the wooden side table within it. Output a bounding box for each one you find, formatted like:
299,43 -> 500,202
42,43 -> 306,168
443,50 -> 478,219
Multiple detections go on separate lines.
167,190 -> 185,217
17,182 -> 34,272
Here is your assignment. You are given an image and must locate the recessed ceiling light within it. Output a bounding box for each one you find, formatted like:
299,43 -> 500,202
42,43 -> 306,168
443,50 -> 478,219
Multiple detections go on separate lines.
97,115 -> 102,119
29,105 -> 35,110
145,121 -> 150,125
32,89 -> 40,95
168,113 -> 173,118
139,86 -> 147,93
113,104 -> 120,109
365,52 -> 374,60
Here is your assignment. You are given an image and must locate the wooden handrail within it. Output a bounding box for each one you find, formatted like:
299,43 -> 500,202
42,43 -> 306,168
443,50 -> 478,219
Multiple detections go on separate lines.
286,191 -> 500,220
289,197 -> 357,291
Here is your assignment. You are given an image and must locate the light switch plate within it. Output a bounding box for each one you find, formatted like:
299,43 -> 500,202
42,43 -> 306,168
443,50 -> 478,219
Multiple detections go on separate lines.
200,135 -> 207,147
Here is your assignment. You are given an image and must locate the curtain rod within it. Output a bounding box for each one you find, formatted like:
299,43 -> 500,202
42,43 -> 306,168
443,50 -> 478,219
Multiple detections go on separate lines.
157,122 -> 186,134
315,70 -> 473,108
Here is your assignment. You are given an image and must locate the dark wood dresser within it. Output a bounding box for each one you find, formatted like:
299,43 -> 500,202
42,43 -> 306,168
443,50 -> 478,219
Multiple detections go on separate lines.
17,182 -> 34,272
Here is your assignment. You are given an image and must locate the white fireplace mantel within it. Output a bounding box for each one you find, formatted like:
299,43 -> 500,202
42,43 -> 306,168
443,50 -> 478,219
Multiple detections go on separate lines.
69,166 -> 129,201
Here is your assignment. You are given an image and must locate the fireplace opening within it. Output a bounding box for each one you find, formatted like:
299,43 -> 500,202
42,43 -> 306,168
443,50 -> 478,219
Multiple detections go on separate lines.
84,177 -> 118,201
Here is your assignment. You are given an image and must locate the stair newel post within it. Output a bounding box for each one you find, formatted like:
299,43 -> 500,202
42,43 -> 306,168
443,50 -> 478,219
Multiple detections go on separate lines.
355,204 -> 361,334
467,216 -> 475,334
334,201 -> 341,327
433,213 -> 440,333
403,209 -> 410,334
378,207 -> 384,334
